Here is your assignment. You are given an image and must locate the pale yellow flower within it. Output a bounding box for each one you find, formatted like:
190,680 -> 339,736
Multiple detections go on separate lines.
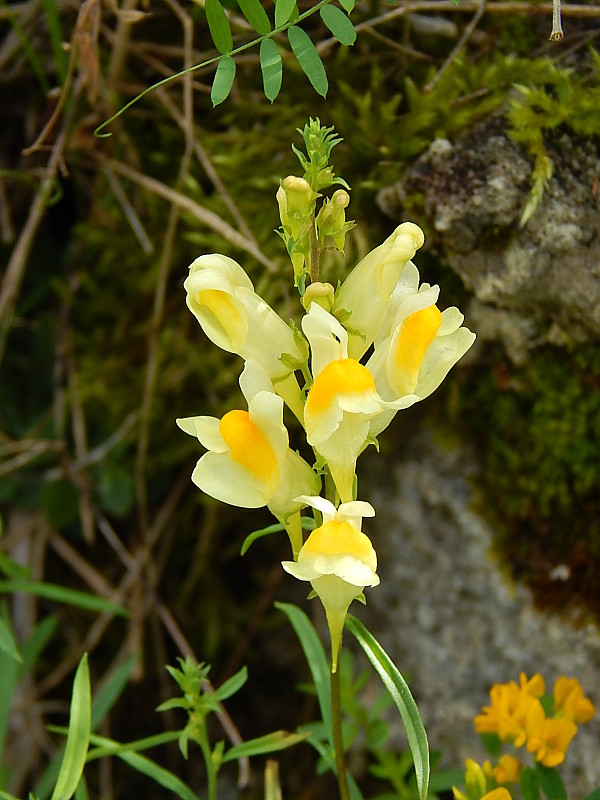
332,222 -> 425,360
282,495 -> 379,671
367,261 -> 476,438
184,253 -> 305,419
177,359 -> 319,557
302,303 -> 411,502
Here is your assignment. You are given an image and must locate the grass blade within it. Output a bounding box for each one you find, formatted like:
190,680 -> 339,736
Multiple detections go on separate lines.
345,615 -> 429,800
0,580 -> 129,617
50,654 -> 91,800
275,602 -> 333,748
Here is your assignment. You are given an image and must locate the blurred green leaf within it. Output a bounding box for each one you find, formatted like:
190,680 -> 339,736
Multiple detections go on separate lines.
41,480 -> 80,528
96,465 -> 134,517
223,730 -> 308,762
0,580 -> 129,617
521,766 -> 540,800
338,0 -> 355,11
211,55 -> 236,106
91,653 -> 138,729
50,654 -> 91,800
346,615 -> 429,800
260,39 -> 283,103
0,613 -> 22,664
275,602 -> 332,747
319,5 -> 356,46
535,764 -> 566,800
205,0 -> 233,53
0,551 -> 30,579
214,666 -> 248,701
287,26 -> 328,97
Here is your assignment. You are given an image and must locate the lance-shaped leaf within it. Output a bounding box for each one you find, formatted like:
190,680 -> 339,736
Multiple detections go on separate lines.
346,615 -> 429,800
50,654 -> 91,800
211,55 -> 236,106
205,0 -> 233,53
260,38 -> 283,102
339,0 -> 355,11
319,5 -> 356,45
223,730 -> 308,762
237,0 -> 271,35
287,26 -> 328,97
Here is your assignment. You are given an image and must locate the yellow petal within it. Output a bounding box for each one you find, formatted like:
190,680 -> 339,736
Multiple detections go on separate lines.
219,410 -> 278,484
196,289 -> 246,347
391,305 -> 442,395
306,358 -> 376,414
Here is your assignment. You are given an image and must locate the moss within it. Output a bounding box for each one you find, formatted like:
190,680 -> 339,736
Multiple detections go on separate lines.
460,345 -> 600,620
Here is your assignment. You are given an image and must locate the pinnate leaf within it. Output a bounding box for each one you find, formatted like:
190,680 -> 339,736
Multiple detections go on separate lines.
319,4 -> 356,45
287,26 -> 328,97
260,39 -> 283,102
205,0 -> 233,54
211,55 -> 236,106
236,0 -> 271,35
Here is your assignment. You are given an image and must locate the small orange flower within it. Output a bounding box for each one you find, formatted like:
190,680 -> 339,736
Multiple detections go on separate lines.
525,701 -> 577,767
553,676 -> 595,724
493,754 -> 523,784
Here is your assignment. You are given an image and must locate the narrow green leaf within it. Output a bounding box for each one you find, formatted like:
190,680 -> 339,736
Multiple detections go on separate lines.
236,0 -> 271,35
535,764 -> 567,800
338,0 -> 355,11
345,615 -> 429,800
85,731 -> 181,762
205,0 -> 233,54
223,730 -> 308,762
0,790 -> 23,800
0,551 -> 30,579
287,26 -> 328,97
275,602 -> 333,747
91,653 -> 138,730
0,614 -> 23,663
259,39 -> 283,103
215,666 -> 248,701
275,0 -> 297,27
0,580 -> 129,617
319,5 -> 356,45
211,55 -> 236,106
41,0 -> 68,84
50,654 -> 91,800
521,766 -> 540,800
85,733 -> 199,800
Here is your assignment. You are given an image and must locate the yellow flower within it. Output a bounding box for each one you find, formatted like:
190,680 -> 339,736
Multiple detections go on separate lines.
525,701 -> 577,767
493,754 -> 522,784
177,359 -> 319,557
332,222 -> 425,360
553,676 -> 595,724
184,253 -> 305,419
453,759 -> 496,800
482,789 -> 512,800
474,673 -> 545,746
302,303 -> 411,502
282,495 -> 379,671
366,261 -> 476,438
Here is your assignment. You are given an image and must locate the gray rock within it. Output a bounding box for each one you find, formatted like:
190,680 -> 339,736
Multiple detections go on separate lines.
377,119 -> 600,359
361,431 -> 600,794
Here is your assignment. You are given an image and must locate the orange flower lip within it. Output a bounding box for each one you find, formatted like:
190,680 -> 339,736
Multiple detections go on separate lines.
305,358 -> 376,414
219,409 -> 278,483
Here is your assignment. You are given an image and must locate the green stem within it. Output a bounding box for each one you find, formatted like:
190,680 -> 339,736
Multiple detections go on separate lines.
197,722 -> 218,800
331,656 -> 350,800
309,212 -> 320,283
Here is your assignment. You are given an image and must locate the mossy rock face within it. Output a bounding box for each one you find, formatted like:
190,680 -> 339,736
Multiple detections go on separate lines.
456,344 -> 600,621
378,117 -> 600,351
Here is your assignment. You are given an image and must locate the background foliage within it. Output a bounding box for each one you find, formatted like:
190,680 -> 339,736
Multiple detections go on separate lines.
1,0 -> 600,797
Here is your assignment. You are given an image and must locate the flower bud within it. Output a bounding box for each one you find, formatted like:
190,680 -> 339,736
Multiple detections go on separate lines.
301,282 -> 335,313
